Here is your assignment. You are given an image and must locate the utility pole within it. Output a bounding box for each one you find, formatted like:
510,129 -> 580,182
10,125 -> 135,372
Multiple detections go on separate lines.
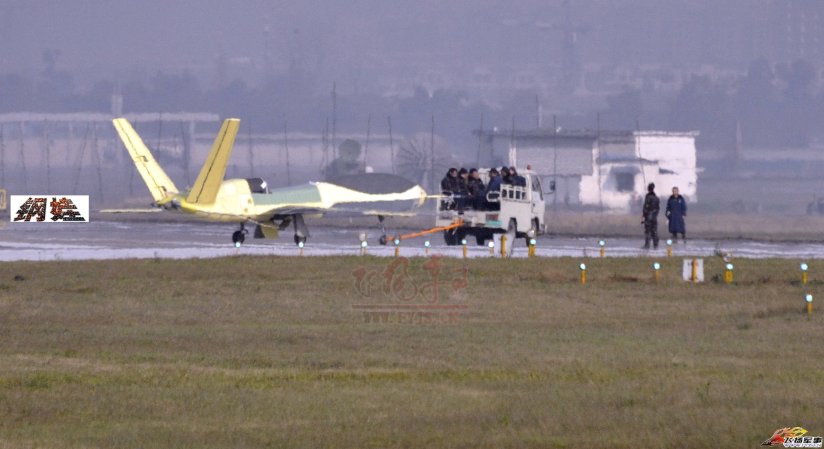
387,116 -> 395,174
17,122 -> 27,192
552,114 -> 558,211
430,115 -> 435,193
321,117 -> 329,176
72,123 -> 90,193
92,122 -> 104,202
509,117 -> 516,167
247,119 -> 254,177
180,121 -> 191,185
284,120 -> 292,186
536,95 -> 543,128
43,120 -> 50,193
363,114 -> 371,172
596,112 -> 603,213
331,82 -> 337,160
475,112 -> 484,167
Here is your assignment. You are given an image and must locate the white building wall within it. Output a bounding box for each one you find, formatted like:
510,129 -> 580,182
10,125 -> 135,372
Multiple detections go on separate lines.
579,132 -> 698,211
578,145 -> 603,207
637,132 -> 698,202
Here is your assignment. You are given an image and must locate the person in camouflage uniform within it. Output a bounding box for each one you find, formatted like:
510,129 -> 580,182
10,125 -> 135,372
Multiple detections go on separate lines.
642,182 -> 660,249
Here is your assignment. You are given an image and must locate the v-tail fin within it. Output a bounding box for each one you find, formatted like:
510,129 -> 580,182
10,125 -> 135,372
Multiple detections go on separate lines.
186,118 -> 240,204
112,118 -> 179,202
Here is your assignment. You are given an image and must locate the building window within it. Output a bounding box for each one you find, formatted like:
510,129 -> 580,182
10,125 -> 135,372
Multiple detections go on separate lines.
614,173 -> 635,192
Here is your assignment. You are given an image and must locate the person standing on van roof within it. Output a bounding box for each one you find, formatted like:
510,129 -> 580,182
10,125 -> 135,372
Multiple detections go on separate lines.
441,168 -> 458,194
456,168 -> 470,210
457,168 -> 469,191
467,168 -> 485,209
509,166 -> 526,187
485,168 -> 502,210
500,167 -> 512,184
440,168 -> 459,210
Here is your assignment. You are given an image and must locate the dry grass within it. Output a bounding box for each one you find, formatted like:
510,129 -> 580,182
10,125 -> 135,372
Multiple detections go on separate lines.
0,256 -> 822,448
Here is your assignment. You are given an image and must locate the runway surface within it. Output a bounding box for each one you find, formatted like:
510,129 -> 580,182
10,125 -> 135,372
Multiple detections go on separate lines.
1,220 -> 823,261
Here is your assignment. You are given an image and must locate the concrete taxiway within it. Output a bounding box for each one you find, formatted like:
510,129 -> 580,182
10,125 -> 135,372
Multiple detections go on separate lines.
1,220 -> 823,262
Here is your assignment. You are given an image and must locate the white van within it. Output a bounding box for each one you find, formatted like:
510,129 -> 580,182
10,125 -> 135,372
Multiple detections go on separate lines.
435,169 -> 547,246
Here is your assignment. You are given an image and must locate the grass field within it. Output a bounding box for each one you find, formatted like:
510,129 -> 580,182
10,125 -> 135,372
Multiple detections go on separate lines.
0,255 -> 822,448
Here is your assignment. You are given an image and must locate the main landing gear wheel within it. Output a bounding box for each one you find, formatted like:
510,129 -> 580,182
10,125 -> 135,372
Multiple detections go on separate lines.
377,215 -> 388,246
292,214 -> 310,247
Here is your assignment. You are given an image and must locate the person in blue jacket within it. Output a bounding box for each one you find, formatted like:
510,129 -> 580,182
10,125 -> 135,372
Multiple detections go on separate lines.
665,186 -> 687,243
484,168 -> 502,210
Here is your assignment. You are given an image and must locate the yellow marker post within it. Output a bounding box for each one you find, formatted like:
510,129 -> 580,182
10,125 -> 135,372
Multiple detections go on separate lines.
393,237 -> 401,257
461,238 -> 468,259
806,294 -> 813,317
724,263 -> 734,284
500,235 -> 508,258
579,263 -> 587,285
690,258 -> 698,282
666,239 -> 673,257
424,240 -> 431,256
528,238 -> 536,258
801,263 -> 809,285
298,241 -> 304,256
652,262 -> 661,283
488,240 -> 495,255
599,240 -> 605,258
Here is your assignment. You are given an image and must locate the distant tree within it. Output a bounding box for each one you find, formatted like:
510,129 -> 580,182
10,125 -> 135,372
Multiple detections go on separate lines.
34,49 -> 75,111
734,58 -> 781,147
780,59 -> 817,146
669,75 -> 734,148
324,139 -> 364,179
602,87 -> 642,129
148,70 -> 202,111
0,73 -> 32,111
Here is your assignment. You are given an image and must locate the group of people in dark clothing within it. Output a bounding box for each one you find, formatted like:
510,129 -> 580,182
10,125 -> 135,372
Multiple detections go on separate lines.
641,183 -> 687,249
440,166 -> 526,211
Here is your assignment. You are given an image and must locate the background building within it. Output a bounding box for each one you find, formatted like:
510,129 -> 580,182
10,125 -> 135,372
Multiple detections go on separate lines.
478,128 -> 698,212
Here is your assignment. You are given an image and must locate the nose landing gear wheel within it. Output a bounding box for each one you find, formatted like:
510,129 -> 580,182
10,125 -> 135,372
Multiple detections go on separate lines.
232,230 -> 246,246
294,234 -> 307,246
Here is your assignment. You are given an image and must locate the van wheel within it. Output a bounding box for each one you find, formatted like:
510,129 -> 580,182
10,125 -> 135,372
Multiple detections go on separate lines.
475,229 -> 494,246
444,229 -> 465,246
524,218 -> 540,245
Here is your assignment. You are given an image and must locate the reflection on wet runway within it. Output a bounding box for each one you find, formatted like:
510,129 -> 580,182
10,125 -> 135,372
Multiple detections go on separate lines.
1,220 -> 823,261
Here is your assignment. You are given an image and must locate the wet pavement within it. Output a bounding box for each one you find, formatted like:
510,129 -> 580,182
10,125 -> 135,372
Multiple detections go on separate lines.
1,220 -> 823,262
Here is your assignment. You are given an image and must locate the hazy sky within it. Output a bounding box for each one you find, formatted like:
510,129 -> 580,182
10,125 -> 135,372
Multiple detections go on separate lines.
4,0 -> 811,89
